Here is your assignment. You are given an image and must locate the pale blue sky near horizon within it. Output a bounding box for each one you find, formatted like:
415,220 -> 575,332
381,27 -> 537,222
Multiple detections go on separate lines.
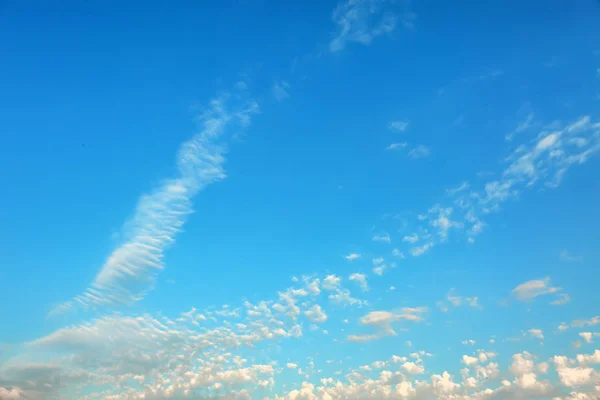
1,1 -> 600,399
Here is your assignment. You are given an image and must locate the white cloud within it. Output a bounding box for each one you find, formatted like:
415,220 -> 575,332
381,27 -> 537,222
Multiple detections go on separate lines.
512,277 -> 561,301
344,252 -> 361,261
346,333 -> 381,343
349,273 -> 368,291
505,112 -> 534,142
579,332 -> 593,344
410,242 -> 434,256
401,361 -> 424,374
385,142 -> 408,150
572,316 -> 600,328
329,0 -> 400,52
551,293 -> 571,306
560,249 -> 583,262
402,233 -> 419,244
372,257 -> 384,265
50,95 -> 259,315
329,288 -> 365,306
372,234 -> 391,243
304,305 -> 327,323
389,120 -> 409,132
408,145 -> 431,159
272,80 -> 290,101
392,248 -> 405,258
322,275 -> 341,291
528,328 -> 544,341
462,355 -> 479,366
446,181 -> 470,195
354,307 -> 427,339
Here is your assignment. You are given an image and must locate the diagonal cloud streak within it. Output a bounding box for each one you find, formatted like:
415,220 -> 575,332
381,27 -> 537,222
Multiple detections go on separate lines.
50,95 -> 259,316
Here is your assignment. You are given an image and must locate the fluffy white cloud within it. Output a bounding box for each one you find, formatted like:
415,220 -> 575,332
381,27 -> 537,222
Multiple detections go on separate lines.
304,305 -> 328,323
344,252 -> 361,261
322,275 -> 341,291
349,273 -> 369,291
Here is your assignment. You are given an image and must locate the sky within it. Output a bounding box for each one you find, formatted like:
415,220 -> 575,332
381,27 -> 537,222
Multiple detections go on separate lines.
1,0 -> 600,399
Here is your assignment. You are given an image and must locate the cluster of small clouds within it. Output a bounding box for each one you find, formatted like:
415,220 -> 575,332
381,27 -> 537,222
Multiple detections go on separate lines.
385,119 -> 431,158
272,349 -> 600,400
375,114 -> 600,258
436,289 -> 481,312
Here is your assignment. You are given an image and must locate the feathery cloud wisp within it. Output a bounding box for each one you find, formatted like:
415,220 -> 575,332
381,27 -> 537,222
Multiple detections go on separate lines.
50,95 -> 259,316
329,0 -> 401,53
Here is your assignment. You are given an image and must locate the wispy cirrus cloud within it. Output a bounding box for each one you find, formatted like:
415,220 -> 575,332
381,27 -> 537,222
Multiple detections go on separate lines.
272,80 -> 290,102
389,120 -> 409,132
386,114 -> 600,258
385,142 -> 407,150
560,250 -> 583,263
408,145 -> 431,159
329,0 -> 409,53
50,93 -> 259,316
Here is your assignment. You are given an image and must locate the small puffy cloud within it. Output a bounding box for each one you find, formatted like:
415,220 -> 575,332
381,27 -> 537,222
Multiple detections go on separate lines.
402,361 -> 425,374
512,277 -> 561,301
408,145 -> 431,159
389,120 -> 409,132
528,328 -> 544,341
0,387 -> 22,400
462,355 -> 479,366
322,275 -> 341,291
349,273 -> 368,291
461,340 -> 476,346
579,332 -> 593,344
304,305 -> 327,323
344,252 -> 361,261
402,233 -> 419,244
286,363 -> 298,369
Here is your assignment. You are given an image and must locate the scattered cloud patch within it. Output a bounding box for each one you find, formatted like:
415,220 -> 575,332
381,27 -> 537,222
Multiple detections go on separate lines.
329,0 -> 401,52
272,80 -> 290,101
408,145 -> 431,159
385,142 -> 407,150
389,120 -> 409,132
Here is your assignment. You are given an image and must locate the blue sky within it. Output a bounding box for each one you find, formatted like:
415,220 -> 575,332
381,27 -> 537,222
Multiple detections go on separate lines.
1,0 -> 600,399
